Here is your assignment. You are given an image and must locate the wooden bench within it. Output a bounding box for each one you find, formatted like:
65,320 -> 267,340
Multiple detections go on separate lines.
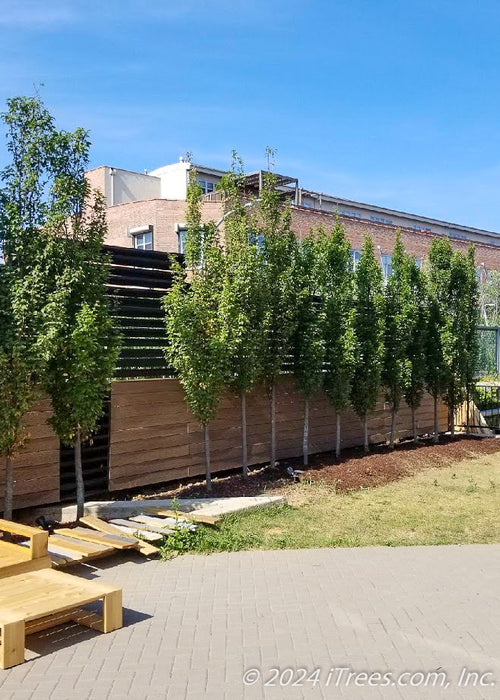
0,519 -> 50,579
0,520 -> 123,668
0,568 -> 122,668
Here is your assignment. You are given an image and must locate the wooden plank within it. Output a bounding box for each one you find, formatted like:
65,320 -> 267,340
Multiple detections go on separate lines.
130,514 -> 196,532
48,552 -> 74,568
56,527 -> 137,550
109,524 -> 163,543
80,516 -> 160,556
144,508 -> 220,526
0,620 -> 25,669
49,534 -> 114,557
109,518 -> 174,536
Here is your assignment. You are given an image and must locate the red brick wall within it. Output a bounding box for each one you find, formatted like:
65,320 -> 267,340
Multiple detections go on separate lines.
101,196 -> 500,271
290,206 -> 500,269
104,199 -> 222,253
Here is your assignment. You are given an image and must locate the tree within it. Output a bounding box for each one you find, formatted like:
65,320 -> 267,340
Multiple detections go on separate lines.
317,220 -> 355,458
439,246 -> 479,435
351,236 -> 384,452
258,167 -> 297,468
463,245 -> 480,430
218,155 -> 263,476
291,234 -> 324,465
425,239 -> 452,442
382,232 -> 411,448
164,169 -> 227,492
0,96 -> 62,518
402,257 -> 427,441
40,120 -> 120,519
0,268 -> 37,520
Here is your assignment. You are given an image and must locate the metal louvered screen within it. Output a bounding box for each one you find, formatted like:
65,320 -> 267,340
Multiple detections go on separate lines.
105,245 -> 183,380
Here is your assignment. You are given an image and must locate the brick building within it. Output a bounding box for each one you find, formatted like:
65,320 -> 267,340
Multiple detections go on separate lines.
86,159 -> 500,280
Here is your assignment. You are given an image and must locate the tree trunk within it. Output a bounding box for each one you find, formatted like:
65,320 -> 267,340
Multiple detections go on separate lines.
363,417 -> 369,453
433,395 -> 439,443
203,423 -> 212,493
270,384 -> 276,467
389,406 -> 396,449
411,405 -> 418,442
302,397 -> 309,467
75,427 -> 85,520
450,407 -> 455,437
3,453 -> 14,521
335,413 -> 341,459
241,391 -> 248,478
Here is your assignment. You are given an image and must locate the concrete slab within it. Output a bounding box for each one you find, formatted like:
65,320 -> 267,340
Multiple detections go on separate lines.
28,495 -> 285,524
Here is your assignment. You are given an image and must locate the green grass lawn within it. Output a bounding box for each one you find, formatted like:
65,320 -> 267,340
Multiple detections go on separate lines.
160,451 -> 500,556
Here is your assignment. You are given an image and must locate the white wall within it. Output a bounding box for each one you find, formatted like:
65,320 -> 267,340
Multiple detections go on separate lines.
149,161 -> 191,200
106,168 -> 161,205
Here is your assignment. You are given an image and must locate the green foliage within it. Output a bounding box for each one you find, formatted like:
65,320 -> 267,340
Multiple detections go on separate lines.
291,235 -> 324,398
47,300 -> 119,444
42,162 -> 120,446
426,239 -> 479,420
425,239 -> 451,401
382,232 -> 414,421
218,154 -> 263,396
258,172 -> 298,390
317,220 -> 355,413
351,236 -> 384,420
164,168 -> 227,427
0,96 -> 64,472
403,257 -> 427,411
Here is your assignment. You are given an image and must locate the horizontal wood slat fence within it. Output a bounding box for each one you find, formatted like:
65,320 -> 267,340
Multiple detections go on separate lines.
0,399 -> 60,509
108,377 -> 448,492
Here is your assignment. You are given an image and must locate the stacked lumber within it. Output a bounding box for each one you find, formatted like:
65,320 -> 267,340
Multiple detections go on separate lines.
26,507 -> 222,568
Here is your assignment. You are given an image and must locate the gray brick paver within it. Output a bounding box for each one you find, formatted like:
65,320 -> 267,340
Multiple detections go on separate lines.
0,545 -> 498,699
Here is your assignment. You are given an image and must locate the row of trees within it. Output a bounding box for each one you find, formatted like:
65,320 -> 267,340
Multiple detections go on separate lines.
0,96 -> 119,518
165,156 -> 479,490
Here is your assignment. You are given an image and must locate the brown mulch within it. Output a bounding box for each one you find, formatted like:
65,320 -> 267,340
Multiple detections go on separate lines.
128,435 -> 500,502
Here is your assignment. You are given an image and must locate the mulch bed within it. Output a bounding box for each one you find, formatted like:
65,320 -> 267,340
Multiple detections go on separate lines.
129,435 -> 500,501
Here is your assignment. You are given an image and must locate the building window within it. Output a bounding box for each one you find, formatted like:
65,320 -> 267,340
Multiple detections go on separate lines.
178,228 -> 187,254
381,254 -> 392,280
350,249 -> 361,271
197,179 -> 216,195
133,230 -> 153,251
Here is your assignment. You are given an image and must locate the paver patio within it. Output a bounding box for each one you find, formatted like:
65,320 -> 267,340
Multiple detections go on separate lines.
0,545 -> 499,699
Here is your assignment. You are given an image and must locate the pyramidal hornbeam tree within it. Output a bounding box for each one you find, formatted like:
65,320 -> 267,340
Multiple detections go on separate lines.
351,236 -> 384,452
164,168 -> 227,492
317,220 -> 355,459
425,239 -> 452,442
258,167 -> 297,469
440,245 -> 479,435
291,234 -> 324,466
218,154 -> 264,476
382,232 -> 411,448
403,256 -> 427,441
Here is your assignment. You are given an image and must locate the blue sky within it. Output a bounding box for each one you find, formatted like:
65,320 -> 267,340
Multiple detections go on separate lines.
2,0 -> 500,230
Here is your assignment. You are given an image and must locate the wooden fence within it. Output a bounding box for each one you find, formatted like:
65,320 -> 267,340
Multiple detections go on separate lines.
108,377 -> 448,492
0,398 -> 60,509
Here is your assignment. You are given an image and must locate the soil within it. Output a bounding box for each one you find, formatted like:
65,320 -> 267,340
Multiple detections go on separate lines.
129,434 -> 500,502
